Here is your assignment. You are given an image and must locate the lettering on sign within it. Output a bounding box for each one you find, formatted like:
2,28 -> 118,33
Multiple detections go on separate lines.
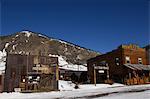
94,66 -> 109,70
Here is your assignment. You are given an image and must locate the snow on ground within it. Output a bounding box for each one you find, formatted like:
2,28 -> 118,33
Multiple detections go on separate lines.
49,54 -> 87,71
59,80 -> 124,91
94,90 -> 150,99
59,80 -> 75,91
0,80 -> 150,99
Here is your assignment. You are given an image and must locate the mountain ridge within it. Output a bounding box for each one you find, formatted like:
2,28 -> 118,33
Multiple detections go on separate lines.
0,30 -> 100,65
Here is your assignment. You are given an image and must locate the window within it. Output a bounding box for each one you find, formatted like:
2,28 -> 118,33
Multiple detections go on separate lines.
138,58 -> 142,64
115,58 -> 120,66
125,56 -> 130,63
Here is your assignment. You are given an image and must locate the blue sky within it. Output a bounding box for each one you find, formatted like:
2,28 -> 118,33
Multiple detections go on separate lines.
0,0 -> 149,53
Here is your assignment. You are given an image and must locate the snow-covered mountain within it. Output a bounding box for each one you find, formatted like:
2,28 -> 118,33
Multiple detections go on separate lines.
0,30 -> 100,72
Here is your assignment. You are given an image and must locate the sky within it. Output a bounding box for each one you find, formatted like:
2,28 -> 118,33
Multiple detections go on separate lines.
0,0 -> 149,53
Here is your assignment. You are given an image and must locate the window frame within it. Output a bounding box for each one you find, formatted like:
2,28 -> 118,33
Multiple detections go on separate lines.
138,57 -> 142,64
125,56 -> 130,64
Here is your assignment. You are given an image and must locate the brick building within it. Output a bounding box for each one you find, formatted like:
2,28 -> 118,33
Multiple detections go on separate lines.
4,54 -> 58,92
145,45 -> 150,65
87,44 -> 150,85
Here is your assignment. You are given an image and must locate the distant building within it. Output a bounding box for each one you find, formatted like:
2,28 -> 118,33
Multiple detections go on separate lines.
87,44 -> 150,85
4,54 -> 58,92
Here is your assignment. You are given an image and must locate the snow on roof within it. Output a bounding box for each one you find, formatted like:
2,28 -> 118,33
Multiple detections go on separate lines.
49,54 -> 87,71
59,64 -> 87,71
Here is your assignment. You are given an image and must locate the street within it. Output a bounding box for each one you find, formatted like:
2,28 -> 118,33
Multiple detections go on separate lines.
94,90 -> 150,99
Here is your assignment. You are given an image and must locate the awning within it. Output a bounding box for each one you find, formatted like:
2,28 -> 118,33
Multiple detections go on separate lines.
124,64 -> 150,71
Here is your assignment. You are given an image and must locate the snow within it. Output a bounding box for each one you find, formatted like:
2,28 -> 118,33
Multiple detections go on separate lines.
0,80 -> 150,99
58,55 -> 87,71
25,40 -> 28,43
49,38 -> 86,50
15,35 -> 19,37
59,64 -> 87,71
38,34 -> 49,39
59,80 -> 124,91
0,49 -> 6,72
41,41 -> 44,44
21,31 -> 32,37
49,54 -> 87,71
0,43 -> 7,73
5,43 -> 10,48
12,44 -> 18,50
58,56 -> 87,71
59,80 -> 75,91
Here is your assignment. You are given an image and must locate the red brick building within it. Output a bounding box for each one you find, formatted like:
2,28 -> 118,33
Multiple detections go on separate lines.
87,44 -> 150,84
145,45 -> 150,65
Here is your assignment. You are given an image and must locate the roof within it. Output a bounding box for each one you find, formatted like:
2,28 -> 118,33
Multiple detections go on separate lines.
59,64 -> 87,71
124,64 -> 150,71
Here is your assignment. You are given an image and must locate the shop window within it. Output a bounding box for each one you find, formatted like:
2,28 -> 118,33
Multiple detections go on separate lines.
138,58 -> 142,64
125,56 -> 130,63
115,57 -> 120,66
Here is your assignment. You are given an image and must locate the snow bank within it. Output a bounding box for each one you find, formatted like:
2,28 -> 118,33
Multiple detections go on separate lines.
59,80 -> 75,91
58,80 -> 124,91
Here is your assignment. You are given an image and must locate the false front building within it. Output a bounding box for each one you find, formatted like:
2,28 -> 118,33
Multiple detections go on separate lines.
4,53 -> 58,92
87,44 -> 150,85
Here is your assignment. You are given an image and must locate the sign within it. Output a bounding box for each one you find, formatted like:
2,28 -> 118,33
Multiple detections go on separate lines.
98,70 -> 105,73
94,66 -> 109,70
14,88 -> 21,92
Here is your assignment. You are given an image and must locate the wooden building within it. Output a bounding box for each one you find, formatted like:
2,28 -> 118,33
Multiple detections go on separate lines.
87,44 -> 150,85
0,73 -> 4,92
4,54 -> 58,92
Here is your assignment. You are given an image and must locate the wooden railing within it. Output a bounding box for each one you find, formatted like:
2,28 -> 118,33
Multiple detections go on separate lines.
125,76 -> 150,85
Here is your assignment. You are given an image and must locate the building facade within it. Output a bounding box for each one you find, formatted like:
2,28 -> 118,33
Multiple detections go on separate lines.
87,44 -> 150,85
4,54 -> 58,92
145,45 -> 150,65
0,73 -> 4,92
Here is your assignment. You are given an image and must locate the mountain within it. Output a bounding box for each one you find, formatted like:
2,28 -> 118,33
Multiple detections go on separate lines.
0,30 -> 100,71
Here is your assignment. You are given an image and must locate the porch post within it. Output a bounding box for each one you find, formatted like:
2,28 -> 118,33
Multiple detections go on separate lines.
94,68 -> 96,86
129,73 -> 131,85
